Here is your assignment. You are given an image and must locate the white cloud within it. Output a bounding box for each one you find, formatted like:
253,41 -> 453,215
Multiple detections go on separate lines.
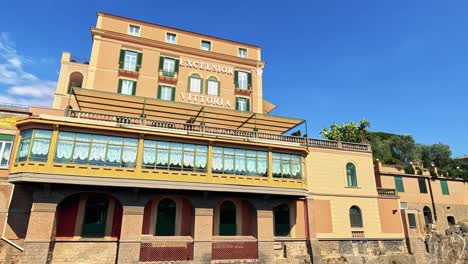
0,32 -> 56,108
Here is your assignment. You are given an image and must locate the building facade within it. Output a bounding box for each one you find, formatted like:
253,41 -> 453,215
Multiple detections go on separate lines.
1,12 -> 464,264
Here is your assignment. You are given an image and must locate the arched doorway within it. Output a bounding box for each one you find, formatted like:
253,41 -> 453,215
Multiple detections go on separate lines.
274,203 -> 291,236
219,200 -> 236,236
55,192 -> 122,238
423,206 -> 433,225
155,198 -> 177,236
67,72 -> 84,94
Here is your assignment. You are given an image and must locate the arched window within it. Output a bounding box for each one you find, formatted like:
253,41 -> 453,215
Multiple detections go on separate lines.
447,216 -> 455,226
188,73 -> 202,93
274,204 -> 290,236
67,72 -> 84,94
349,206 -> 363,228
206,76 -> 220,96
219,200 -> 236,235
423,206 -> 433,225
155,198 -> 176,236
82,194 -> 109,237
346,163 -> 358,187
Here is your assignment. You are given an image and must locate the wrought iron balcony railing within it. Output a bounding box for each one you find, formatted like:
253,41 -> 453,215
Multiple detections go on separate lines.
376,188 -> 398,197
67,110 -> 372,152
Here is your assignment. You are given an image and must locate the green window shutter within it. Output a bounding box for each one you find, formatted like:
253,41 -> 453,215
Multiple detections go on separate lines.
119,50 -> 126,69
136,52 -> 143,71
0,134 -> 14,141
159,57 -> 164,71
118,79 -> 123,94
440,180 -> 449,195
234,70 -> 239,87
235,97 -> 239,110
408,213 -> 417,228
217,81 -> 220,96
418,178 -> 427,193
157,85 -> 162,99
132,81 -> 137,96
174,59 -> 180,73
246,98 -> 250,112
247,72 -> 252,89
171,87 -> 175,101
394,176 -> 404,192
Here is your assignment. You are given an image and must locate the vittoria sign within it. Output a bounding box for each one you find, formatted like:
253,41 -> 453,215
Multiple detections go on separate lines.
180,92 -> 232,108
179,58 -> 234,75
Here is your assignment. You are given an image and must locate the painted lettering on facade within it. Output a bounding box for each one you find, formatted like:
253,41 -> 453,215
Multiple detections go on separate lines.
180,92 -> 231,108
179,59 -> 234,75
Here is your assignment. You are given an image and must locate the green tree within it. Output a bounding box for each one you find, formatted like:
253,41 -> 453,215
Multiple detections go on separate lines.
320,119 -> 370,143
420,143 -> 452,169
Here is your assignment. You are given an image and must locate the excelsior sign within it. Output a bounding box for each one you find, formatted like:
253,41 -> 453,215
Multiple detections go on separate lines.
180,92 -> 231,108
179,58 -> 234,75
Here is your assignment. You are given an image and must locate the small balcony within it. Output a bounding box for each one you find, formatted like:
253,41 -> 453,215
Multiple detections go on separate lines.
377,188 -> 398,197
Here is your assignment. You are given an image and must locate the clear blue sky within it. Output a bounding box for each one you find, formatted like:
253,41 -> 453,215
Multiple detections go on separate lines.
0,1 -> 467,157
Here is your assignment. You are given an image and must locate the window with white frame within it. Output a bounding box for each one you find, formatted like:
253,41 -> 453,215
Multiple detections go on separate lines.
236,97 -> 249,112
166,33 -> 176,44
124,51 -> 138,71
189,74 -> 202,93
119,79 -> 135,95
0,139 -> 13,168
238,48 -> 247,58
238,71 -> 248,89
158,86 -> 175,101
201,40 -> 211,51
207,77 -> 219,96
163,58 -> 175,74
128,25 -> 140,36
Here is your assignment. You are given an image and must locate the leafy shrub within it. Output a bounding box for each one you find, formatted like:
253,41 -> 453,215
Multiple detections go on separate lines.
404,164 -> 415,175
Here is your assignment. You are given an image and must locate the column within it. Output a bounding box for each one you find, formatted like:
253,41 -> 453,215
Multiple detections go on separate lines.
306,198 -> 322,264
21,201 -> 57,264
117,205 -> 144,264
256,208 -> 274,263
193,207 -> 213,263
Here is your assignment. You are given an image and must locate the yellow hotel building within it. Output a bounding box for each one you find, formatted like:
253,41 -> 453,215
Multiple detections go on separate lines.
1,12 -> 456,264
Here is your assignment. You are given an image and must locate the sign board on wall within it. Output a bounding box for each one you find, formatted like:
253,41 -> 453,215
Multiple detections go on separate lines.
179,58 -> 234,75
180,92 -> 231,108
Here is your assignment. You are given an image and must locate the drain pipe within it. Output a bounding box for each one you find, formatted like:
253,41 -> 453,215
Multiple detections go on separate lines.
2,185 -> 24,251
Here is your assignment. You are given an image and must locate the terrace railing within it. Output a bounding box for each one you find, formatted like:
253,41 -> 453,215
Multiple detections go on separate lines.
67,110 -> 372,152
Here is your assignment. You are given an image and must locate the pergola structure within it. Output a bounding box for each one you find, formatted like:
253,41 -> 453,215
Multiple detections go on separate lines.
71,88 -> 305,134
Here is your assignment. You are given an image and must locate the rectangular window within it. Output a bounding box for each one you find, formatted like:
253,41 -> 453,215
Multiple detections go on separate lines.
143,140 -> 208,172
272,153 -> 302,179
128,25 -> 140,36
124,50 -> 138,71
394,176 -> 404,192
236,97 -> 250,112
207,79 -> 219,96
17,129 -> 52,162
158,86 -> 175,101
400,202 -> 408,209
212,147 -> 267,177
418,177 -> 428,193
118,79 -> 136,96
162,57 -> 176,76
166,33 -> 176,44
0,136 -> 13,168
201,40 -> 211,51
238,48 -> 247,58
189,76 -> 202,93
237,71 -> 248,89
440,180 -> 449,195
408,213 -> 417,229
54,132 -> 138,168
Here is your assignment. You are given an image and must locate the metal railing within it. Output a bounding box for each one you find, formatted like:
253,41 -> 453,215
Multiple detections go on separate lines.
377,188 -> 398,197
351,231 -> 365,238
67,109 -> 372,152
